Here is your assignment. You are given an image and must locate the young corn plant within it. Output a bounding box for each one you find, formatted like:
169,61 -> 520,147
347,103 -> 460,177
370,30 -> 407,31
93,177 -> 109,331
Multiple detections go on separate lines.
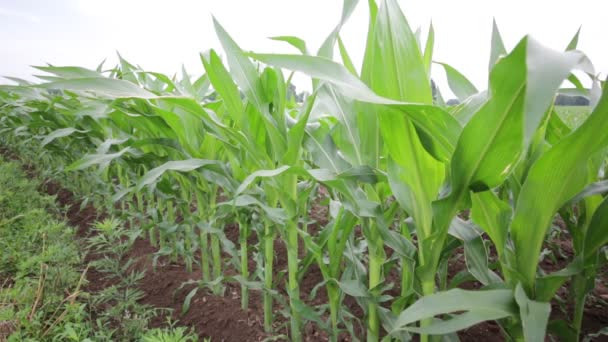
1,1 -> 607,341
245,1 -> 605,341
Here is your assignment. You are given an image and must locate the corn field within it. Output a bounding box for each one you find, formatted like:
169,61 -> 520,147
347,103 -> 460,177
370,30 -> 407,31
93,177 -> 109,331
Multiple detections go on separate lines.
1,0 -> 607,341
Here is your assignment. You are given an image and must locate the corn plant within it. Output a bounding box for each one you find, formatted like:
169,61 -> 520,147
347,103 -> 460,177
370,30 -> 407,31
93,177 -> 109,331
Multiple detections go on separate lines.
0,1 -> 606,341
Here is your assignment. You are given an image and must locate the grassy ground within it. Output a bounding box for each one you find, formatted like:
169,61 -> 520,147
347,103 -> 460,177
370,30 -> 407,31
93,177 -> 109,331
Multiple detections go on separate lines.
0,158 -> 199,341
555,105 -> 591,128
0,159 -> 85,341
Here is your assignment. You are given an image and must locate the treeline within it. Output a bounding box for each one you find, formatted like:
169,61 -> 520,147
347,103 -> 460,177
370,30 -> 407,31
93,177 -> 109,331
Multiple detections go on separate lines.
446,94 -> 590,106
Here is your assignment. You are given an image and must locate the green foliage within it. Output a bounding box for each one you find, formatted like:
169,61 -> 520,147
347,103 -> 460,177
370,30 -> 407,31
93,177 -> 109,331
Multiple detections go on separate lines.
0,2 -> 606,341
0,160 -> 83,341
555,105 -> 591,128
140,324 -> 199,342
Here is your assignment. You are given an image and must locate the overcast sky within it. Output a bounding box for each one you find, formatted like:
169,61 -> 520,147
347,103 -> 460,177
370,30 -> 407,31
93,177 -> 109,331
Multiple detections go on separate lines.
1,0 -> 606,97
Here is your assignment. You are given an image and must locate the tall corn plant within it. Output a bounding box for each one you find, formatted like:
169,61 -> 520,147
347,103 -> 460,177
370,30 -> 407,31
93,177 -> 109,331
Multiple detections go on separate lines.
245,1 -> 604,341
1,1 -> 607,341
204,18 -> 320,339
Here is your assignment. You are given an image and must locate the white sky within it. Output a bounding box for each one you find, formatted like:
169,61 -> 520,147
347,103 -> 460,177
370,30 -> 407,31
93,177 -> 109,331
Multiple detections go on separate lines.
1,0 -> 606,98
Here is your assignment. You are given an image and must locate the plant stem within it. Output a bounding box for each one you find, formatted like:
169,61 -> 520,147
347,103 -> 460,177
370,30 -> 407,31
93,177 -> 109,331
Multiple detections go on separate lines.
400,221 -> 413,305
239,217 -> 249,310
167,200 -> 178,263
263,220 -> 274,332
420,281 -> 435,342
327,283 -> 340,342
185,220 -> 193,273
199,229 -> 210,281
208,191 -> 222,295
148,192 -> 157,247
572,274 -> 588,339
211,233 -> 222,293
366,218 -> 384,342
196,191 -> 210,281
286,219 -> 301,342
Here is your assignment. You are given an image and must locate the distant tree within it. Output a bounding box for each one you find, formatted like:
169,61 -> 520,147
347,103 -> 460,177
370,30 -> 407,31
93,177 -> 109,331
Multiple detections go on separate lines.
573,95 -> 590,106
287,83 -> 298,101
286,83 -> 307,103
46,89 -> 63,96
431,79 -> 438,101
446,99 -> 460,106
554,94 -> 589,106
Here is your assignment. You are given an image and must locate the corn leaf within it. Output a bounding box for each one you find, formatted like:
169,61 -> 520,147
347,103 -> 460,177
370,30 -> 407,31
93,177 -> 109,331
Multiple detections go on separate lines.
391,288 -> 516,333
511,83 -> 608,290
436,62 -> 478,102
136,159 -> 220,191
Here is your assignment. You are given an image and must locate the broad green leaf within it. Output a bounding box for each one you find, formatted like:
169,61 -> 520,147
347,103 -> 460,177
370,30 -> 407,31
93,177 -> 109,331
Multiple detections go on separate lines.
96,138 -> 129,155
283,91 -> 315,164
212,17 -> 266,111
116,52 -> 140,84
436,62 -> 478,102
33,65 -> 104,79
566,179 -> 608,205
511,84 -> 608,290
436,37 -> 588,235
397,310 -> 509,335
366,0 -> 438,206
66,147 -> 132,171
391,288 -> 516,332
565,26 -> 581,51
249,52 -> 396,104
338,279 -> 369,298
136,71 -> 178,93
213,18 -> 287,159
235,165 -> 371,209
40,128 -> 88,146
450,91 -> 487,125
218,194 -> 287,223
535,258 -> 583,301
360,0 -> 378,84
317,0 -> 360,59
376,216 -> 417,259
201,50 -> 244,119
489,19 -> 507,72
547,320 -> 578,342
545,108 -> 572,145
584,195 -> 608,259
153,105 -> 206,157
270,36 -> 308,54
523,39 -> 588,146
249,52 -> 461,162
464,237 -> 502,285
448,217 -> 481,242
384,124 -> 443,239
253,54 -> 460,162
337,36 -> 358,77
111,186 -> 133,203
434,38 -> 528,234
36,77 -> 155,98
3,76 -> 33,86
370,0 -> 433,104
471,190 -> 511,258
315,85 -> 363,165
136,159 -> 219,191
423,22 -> 434,76
182,287 -> 199,315
304,119 -> 350,172
515,284 -> 551,342
162,97 -> 267,165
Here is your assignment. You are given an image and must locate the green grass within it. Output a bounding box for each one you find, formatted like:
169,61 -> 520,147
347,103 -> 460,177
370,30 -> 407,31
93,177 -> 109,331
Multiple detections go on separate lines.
555,105 -> 591,128
0,159 -> 199,342
0,159 -> 84,341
